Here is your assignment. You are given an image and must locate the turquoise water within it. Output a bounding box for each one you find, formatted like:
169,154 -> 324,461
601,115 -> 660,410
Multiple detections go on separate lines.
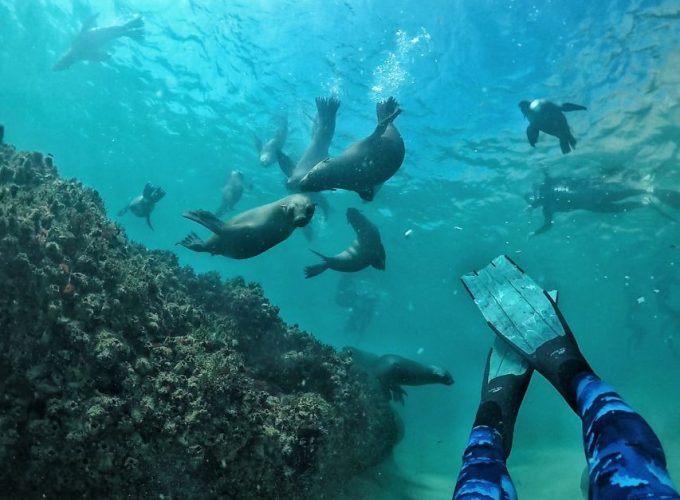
1,0 -> 679,497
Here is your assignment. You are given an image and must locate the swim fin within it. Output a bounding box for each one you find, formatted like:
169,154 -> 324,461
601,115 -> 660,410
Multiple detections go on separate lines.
461,255 -> 591,411
475,339 -> 533,457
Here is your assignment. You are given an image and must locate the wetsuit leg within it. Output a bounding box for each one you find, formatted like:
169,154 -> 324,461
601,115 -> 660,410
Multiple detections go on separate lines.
574,372 -> 680,499
452,426 -> 517,500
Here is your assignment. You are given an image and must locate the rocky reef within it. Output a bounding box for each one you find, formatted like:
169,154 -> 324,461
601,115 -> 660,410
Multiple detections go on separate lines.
0,144 -> 399,498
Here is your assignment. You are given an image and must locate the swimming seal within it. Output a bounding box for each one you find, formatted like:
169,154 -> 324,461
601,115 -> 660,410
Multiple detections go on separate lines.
519,99 -> 586,154
375,354 -> 454,402
53,14 -> 144,71
178,193 -> 315,259
298,97 -> 404,201
118,182 -> 165,229
254,116 -> 287,167
304,208 -> 385,278
215,170 -> 244,217
344,347 -> 454,404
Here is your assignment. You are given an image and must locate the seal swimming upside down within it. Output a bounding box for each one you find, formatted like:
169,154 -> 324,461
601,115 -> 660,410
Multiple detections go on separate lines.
254,116 -> 287,167
118,183 -> 165,229
298,97 -> 404,201
53,14 -> 144,71
215,170 -> 245,217
519,99 -> 587,154
178,194 -> 315,259
304,208 -> 385,278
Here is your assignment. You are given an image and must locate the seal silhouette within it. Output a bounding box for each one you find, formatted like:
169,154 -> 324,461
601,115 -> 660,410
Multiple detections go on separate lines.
178,194 -> 315,259
298,97 -> 404,201
304,208 -> 385,278
344,347 -> 454,404
53,14 -> 144,71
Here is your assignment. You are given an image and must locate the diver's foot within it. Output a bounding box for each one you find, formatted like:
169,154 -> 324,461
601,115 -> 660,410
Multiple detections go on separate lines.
461,255 -> 593,411
473,339 -> 532,457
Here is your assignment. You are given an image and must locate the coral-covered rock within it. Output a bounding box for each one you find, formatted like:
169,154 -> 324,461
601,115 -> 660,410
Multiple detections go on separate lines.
0,143 -> 399,498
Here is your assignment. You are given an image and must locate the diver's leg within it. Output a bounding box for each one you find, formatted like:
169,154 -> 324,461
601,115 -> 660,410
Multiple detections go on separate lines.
574,372 -> 680,499
461,255 -> 680,499
588,201 -> 641,213
453,426 -> 516,500
452,340 -> 530,500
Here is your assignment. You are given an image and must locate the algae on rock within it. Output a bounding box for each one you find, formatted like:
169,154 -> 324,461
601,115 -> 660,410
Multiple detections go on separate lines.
0,144 -> 399,498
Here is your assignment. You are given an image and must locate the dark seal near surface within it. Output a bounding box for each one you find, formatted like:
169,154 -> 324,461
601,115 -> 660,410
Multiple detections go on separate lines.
519,99 -> 586,154
179,193 -> 315,259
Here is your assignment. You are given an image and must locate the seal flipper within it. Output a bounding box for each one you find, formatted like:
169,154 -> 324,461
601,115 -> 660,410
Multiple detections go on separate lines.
370,98 -> 402,141
357,187 -> 375,201
559,134 -> 574,154
560,103 -> 587,112
376,96 -> 400,122
176,232 -> 207,252
304,250 -> 330,278
276,150 -> 296,178
315,97 -> 341,126
0,124 -> 4,144
526,124 -> 539,147
145,214 -> 154,230
389,385 -> 407,405
121,16 -> 145,40
532,205 -> 554,235
182,210 -> 226,235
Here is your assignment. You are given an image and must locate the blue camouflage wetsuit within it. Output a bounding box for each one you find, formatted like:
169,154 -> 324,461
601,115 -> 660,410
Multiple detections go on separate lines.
452,372 -> 680,499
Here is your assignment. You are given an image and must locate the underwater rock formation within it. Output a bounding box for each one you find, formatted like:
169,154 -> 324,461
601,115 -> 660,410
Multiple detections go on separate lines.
0,144 -> 399,498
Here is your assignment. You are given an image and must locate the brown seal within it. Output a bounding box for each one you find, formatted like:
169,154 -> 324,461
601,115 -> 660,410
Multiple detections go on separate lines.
178,194 -> 315,259
298,97 -> 404,201
304,208 -> 385,278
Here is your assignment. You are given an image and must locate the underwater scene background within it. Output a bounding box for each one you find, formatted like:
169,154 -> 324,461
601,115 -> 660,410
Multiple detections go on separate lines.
1,0 -> 679,498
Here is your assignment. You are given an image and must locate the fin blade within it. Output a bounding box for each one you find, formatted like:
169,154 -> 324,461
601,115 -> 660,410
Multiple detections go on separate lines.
357,187 -> 375,201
